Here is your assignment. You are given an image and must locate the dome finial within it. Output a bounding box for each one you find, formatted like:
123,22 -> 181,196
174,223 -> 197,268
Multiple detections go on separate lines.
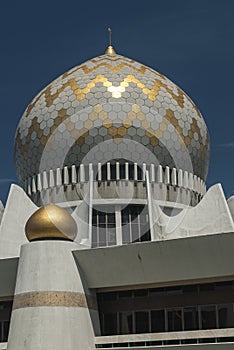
105,27 -> 116,55
108,27 -> 112,46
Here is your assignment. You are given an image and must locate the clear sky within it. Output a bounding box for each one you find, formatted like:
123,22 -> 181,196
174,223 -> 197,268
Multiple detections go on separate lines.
0,0 -> 234,204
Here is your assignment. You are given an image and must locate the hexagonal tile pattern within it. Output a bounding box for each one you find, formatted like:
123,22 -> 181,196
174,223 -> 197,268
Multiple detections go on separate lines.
14,51 -> 210,184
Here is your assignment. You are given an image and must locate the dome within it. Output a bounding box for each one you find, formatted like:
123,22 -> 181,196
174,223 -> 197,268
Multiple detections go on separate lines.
25,204 -> 77,241
14,47 -> 210,185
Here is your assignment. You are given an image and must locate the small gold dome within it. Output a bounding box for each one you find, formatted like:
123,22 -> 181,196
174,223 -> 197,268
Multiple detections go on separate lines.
25,204 -> 77,242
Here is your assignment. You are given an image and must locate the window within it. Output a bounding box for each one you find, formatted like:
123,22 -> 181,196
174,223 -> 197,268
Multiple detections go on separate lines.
92,209 -> 116,247
0,300 -> 13,342
135,311 -> 149,333
151,310 -> 165,332
119,312 -> 133,334
167,308 -> 182,332
102,313 -> 118,335
97,282 -> 234,336
184,307 -> 199,330
218,304 -> 234,328
201,305 -> 217,329
121,205 -> 150,244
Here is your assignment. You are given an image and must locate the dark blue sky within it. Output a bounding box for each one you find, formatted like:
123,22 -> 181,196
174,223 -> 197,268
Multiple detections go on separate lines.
0,0 -> 234,204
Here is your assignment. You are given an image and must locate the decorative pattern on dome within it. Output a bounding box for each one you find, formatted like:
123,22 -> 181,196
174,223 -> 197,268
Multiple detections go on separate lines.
14,53 -> 210,184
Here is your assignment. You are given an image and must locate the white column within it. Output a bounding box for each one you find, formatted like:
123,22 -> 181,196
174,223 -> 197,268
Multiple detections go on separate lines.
116,162 -> 120,181
134,163 -> 138,181
7,241 -> 96,350
42,171 -> 48,190
183,171 -> 189,189
49,170 -> 55,188
71,165 -> 77,184
63,166 -> 69,185
150,164 -> 155,182
171,168 -> 177,186
115,205 -> 122,245
107,162 -> 111,181
98,163 -> 102,181
125,162 -> 129,181
56,168 -> 62,187
165,166 -> 170,185
178,169 -> 183,187
79,164 -> 85,183
142,163 -> 146,180
157,165 -> 163,183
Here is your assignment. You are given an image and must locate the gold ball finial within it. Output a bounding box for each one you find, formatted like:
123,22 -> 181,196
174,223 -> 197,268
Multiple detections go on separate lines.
25,204 -> 77,242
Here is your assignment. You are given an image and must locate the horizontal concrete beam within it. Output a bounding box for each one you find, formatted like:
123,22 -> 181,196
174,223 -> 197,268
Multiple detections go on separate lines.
73,232 -> 234,289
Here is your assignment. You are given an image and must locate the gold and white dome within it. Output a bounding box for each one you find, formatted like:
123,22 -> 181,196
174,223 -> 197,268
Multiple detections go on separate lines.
14,46 -> 210,185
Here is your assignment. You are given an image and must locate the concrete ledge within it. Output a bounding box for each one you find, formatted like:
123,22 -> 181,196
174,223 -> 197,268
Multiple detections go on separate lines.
73,232 -> 234,289
95,329 -> 234,343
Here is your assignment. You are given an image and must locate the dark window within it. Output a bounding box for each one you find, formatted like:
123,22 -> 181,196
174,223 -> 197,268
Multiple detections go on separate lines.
151,310 -> 165,332
135,311 -> 149,333
0,300 -> 13,342
218,304 -> 234,328
121,205 -> 150,244
110,164 -> 116,180
92,209 -> 116,247
119,312 -> 133,334
119,291 -> 132,299
201,305 -> 217,329
167,308 -> 182,332
103,313 -> 117,335
97,281 -> 234,336
184,307 -> 199,330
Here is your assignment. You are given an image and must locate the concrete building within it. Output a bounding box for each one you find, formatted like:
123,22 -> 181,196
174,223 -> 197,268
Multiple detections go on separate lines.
0,43 -> 234,349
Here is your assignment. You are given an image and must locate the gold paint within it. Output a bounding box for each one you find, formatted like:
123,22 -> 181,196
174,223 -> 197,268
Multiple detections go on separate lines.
82,62 -> 146,74
105,45 -> 116,56
13,291 -> 97,310
24,73 -> 189,118
25,204 -> 77,241
118,126 -> 127,136
132,104 -> 140,113
150,137 -> 159,147
128,111 -> 136,120
108,126 -> 118,136
137,112 -> 145,121
84,120 -> 93,129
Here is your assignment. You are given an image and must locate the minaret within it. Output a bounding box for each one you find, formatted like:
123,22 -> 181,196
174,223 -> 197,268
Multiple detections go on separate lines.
7,204 -> 96,349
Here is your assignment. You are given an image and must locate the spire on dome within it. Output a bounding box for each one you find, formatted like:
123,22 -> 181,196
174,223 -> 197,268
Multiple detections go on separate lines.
105,27 -> 116,55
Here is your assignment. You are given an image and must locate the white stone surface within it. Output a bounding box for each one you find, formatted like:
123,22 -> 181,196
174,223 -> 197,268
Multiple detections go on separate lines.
8,308 -> 95,350
0,201 -> 4,225
7,241 -> 95,350
0,185 -> 37,259
151,183 -> 234,240
15,241 -> 84,293
227,195 -> 234,221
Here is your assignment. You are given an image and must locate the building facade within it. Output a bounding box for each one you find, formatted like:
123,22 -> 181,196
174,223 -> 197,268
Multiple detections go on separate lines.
0,44 -> 234,349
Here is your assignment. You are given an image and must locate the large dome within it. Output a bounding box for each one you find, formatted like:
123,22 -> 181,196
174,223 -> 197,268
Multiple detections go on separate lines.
14,47 -> 210,185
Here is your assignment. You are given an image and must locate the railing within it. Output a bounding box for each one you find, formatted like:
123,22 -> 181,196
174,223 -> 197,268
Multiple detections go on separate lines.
95,329 -> 234,348
24,162 -> 206,198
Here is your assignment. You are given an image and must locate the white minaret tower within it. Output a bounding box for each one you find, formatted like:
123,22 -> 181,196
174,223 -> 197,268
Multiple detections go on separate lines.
7,204 -> 96,349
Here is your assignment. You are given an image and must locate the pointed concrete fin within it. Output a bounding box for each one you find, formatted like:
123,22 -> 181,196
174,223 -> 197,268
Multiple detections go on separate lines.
227,195 -> 234,222
164,183 -> 234,239
0,201 -> 4,225
0,184 -> 38,259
